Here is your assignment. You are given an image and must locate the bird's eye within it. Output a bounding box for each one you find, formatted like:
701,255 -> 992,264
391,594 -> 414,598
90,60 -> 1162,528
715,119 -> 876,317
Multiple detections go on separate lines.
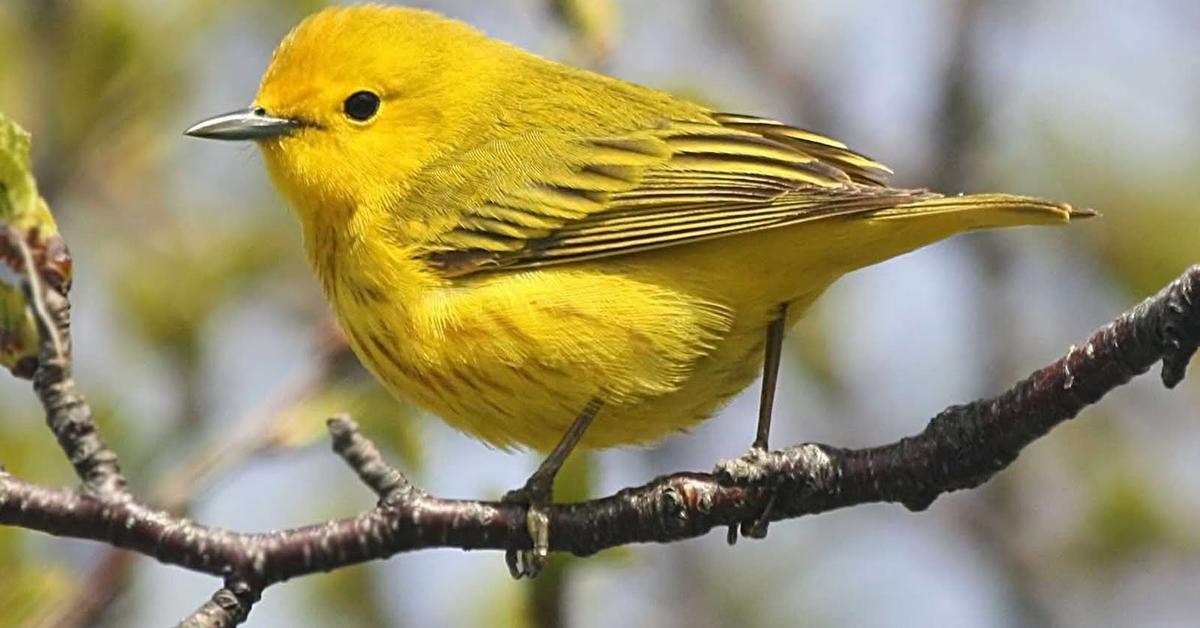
343,91 -> 381,122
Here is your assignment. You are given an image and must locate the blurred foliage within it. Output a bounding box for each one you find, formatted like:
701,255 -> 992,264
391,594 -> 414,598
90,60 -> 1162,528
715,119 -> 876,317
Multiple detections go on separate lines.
110,221 -> 287,367
786,304 -> 846,402
306,564 -> 393,628
2,0 -> 326,205
9,1 -> 188,201
272,363 -> 425,472
0,557 -> 75,628
472,579 -> 538,628
1028,119 -> 1200,299
1056,414 -> 1188,570
549,0 -> 618,67
1072,471 -> 1178,568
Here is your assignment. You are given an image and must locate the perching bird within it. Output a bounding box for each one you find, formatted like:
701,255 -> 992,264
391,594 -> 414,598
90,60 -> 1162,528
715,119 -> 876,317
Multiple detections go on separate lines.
185,4 -> 1091,577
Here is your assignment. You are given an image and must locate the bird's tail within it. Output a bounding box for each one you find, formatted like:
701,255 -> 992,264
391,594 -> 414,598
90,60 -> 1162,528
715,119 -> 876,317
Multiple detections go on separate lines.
869,192 -> 1097,230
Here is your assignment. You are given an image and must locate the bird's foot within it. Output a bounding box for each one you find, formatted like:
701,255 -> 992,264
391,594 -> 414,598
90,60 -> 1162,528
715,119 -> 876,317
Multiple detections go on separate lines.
500,399 -> 603,579
714,446 -> 779,544
502,481 -> 552,579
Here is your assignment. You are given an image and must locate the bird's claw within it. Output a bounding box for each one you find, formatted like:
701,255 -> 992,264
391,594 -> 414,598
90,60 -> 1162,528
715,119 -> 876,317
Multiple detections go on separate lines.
502,485 -> 551,579
715,446 -> 778,544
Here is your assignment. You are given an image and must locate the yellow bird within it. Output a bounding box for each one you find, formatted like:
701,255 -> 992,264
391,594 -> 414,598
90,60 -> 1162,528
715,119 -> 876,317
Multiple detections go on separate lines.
186,4 -> 1090,576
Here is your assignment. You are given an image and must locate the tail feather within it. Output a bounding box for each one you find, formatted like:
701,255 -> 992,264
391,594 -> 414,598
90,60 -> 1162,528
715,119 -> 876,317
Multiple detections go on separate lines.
870,192 -> 1095,230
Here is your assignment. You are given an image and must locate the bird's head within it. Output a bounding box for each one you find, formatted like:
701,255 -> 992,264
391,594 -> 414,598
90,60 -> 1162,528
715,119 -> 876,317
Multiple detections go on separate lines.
186,5 -> 503,227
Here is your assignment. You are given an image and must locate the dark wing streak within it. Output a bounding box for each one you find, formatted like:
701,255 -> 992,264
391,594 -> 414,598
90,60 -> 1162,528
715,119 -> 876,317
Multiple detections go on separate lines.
430,188 -> 936,275
496,196 -> 909,269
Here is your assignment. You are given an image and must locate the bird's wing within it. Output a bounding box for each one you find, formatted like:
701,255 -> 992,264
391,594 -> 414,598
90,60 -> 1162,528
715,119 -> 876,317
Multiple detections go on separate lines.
424,113 -> 929,277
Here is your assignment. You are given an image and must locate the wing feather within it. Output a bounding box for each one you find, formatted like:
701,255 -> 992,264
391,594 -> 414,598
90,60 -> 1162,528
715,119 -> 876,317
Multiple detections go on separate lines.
425,113 -> 909,277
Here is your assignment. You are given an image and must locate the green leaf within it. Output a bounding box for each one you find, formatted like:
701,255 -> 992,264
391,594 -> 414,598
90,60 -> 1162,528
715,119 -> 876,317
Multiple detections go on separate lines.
0,112 -> 56,233
0,112 -> 34,219
0,111 -> 61,376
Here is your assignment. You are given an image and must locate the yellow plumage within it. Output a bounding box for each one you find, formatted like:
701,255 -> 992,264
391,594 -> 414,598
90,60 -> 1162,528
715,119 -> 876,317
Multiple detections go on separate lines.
226,5 -> 1086,452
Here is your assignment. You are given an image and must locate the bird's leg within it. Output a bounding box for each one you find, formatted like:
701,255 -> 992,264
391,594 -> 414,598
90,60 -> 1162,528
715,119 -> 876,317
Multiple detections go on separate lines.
754,303 -> 788,451
503,397 -> 603,579
718,302 -> 788,543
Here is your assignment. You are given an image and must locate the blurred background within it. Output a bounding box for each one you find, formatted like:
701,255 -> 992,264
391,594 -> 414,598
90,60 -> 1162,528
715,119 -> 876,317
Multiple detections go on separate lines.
1,0 -> 1198,626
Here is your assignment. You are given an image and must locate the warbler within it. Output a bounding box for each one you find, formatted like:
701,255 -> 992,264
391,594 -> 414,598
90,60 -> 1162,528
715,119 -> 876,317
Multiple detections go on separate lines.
186,4 -> 1091,576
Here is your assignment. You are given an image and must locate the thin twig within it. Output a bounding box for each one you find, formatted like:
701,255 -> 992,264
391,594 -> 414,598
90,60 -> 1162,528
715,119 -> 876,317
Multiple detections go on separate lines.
12,228 -> 63,359
16,234 -> 127,497
177,580 -> 260,628
328,414 -> 417,503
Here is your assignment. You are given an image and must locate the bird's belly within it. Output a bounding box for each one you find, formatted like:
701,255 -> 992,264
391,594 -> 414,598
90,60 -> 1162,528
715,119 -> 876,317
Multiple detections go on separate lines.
330,263 -> 810,453
341,308 -> 771,452
578,324 -> 772,449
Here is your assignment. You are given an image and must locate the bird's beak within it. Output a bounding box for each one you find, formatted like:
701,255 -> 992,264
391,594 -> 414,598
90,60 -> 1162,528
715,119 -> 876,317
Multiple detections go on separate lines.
184,107 -> 300,141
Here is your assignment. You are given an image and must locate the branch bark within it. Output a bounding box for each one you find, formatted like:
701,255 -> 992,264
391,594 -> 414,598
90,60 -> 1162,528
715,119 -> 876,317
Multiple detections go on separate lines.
178,581 -> 259,628
1,253 -> 1197,626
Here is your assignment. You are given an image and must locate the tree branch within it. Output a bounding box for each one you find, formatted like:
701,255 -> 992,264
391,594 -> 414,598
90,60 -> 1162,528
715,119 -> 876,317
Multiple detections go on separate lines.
328,413 -> 419,503
15,234 -> 127,498
178,580 -> 259,628
1,257 -> 1196,626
